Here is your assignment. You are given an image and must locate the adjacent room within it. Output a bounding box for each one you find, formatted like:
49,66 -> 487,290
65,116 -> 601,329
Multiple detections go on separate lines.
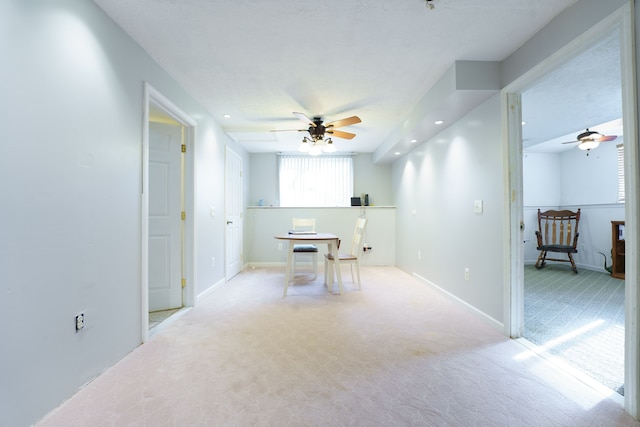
520,26 -> 626,396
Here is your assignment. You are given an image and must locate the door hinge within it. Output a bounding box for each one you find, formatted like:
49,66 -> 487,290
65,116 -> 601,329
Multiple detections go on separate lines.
181,278 -> 186,288
181,211 -> 186,220
181,144 -> 186,153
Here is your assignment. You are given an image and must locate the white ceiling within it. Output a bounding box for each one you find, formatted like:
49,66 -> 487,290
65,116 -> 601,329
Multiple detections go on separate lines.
92,0 -> 622,160
522,27 -> 623,153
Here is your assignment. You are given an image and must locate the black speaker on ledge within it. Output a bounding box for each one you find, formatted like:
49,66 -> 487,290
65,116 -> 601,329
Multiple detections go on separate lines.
351,194 -> 369,206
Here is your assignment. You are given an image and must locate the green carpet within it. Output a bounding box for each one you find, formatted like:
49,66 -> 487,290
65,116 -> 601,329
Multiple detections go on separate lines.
524,263 -> 625,395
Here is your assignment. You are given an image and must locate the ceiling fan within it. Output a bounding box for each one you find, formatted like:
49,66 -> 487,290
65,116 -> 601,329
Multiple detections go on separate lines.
272,112 -> 362,142
561,128 -> 618,154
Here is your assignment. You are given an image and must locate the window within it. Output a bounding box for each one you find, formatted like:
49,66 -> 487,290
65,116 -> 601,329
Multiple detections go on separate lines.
278,155 -> 354,207
617,144 -> 625,203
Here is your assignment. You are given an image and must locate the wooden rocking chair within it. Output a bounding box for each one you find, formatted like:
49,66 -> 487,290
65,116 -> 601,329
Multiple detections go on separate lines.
535,208 -> 581,273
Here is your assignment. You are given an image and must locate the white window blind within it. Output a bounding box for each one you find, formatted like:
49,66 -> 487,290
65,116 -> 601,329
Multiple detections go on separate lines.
278,155 -> 354,207
617,144 -> 625,203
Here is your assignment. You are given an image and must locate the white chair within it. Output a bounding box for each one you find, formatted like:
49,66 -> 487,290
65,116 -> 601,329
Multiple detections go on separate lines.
324,218 -> 368,290
291,218 -> 318,278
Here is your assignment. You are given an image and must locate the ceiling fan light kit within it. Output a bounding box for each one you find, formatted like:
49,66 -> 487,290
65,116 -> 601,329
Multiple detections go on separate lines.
561,128 -> 618,154
577,129 -> 602,142
324,138 -> 336,153
298,138 -> 311,153
299,137 -> 336,155
277,112 -> 361,155
578,140 -> 600,151
309,145 -> 323,156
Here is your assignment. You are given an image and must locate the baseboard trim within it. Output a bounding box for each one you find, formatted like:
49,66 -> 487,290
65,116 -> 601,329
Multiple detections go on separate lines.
413,273 -> 504,333
196,277 -> 226,303
248,261 -> 326,268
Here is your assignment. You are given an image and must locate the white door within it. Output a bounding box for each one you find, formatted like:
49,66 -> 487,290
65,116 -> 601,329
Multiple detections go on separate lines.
149,121 -> 183,311
225,148 -> 243,279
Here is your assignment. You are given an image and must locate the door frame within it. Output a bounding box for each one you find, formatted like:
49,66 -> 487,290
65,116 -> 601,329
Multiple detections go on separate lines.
142,83 -> 196,343
503,2 -> 639,416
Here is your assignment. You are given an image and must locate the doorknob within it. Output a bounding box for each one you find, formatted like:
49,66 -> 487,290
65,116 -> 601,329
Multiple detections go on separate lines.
226,221 -> 233,224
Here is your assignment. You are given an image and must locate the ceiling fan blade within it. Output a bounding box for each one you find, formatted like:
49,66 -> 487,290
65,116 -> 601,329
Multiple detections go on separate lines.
327,129 -> 356,140
325,116 -> 361,129
270,128 -> 306,133
597,135 -> 617,142
292,112 -> 316,127
561,141 -> 579,144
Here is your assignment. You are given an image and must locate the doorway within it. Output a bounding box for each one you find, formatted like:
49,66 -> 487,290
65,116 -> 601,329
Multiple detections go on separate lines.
148,117 -> 184,325
504,3 -> 639,415
520,28 -> 625,396
225,147 -> 243,280
142,83 -> 196,342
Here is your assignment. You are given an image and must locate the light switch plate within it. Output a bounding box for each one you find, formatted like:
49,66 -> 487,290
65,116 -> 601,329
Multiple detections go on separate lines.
474,200 -> 483,214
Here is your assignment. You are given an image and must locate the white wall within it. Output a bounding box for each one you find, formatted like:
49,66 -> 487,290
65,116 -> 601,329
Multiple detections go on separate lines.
0,2 -> 248,425
248,153 -> 393,207
245,207 -> 395,266
560,140 -> 621,206
249,153 -> 278,206
353,153 -> 393,206
392,95 -> 505,324
523,152 -> 562,206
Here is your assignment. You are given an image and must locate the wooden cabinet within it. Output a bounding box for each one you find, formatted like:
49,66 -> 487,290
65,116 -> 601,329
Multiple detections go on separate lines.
612,221 -> 625,279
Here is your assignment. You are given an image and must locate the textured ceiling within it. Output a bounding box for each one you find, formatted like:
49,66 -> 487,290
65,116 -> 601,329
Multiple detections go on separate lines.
522,28 -> 623,153
91,0 -> 622,159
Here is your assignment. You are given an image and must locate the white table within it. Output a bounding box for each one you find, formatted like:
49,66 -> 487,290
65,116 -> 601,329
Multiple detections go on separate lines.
274,232 -> 343,296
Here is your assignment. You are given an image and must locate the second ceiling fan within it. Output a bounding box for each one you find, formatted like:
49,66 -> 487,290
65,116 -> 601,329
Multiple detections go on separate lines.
562,128 -> 618,154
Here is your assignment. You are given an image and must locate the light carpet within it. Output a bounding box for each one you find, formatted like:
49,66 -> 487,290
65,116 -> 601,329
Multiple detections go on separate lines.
36,266 -> 639,426
524,263 -> 625,395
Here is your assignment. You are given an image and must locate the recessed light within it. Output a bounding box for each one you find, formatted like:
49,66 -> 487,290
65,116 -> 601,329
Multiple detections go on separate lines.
434,120 -> 444,125
223,114 -> 231,119
394,152 -> 401,156
410,139 -> 417,143
521,121 -> 527,126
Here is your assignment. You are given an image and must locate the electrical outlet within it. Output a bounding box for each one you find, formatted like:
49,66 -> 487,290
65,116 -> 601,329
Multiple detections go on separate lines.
278,243 -> 283,251
464,268 -> 470,281
75,313 -> 85,332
